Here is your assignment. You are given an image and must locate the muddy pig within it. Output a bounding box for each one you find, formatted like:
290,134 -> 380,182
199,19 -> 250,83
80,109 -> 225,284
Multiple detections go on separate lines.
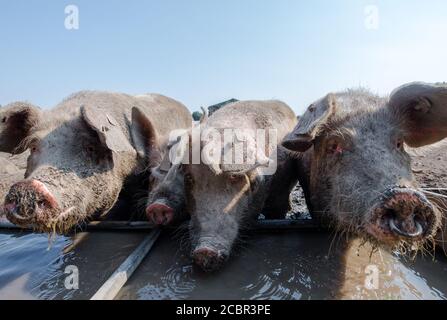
2,91 -> 191,233
282,82 -> 447,253
145,100 -> 298,271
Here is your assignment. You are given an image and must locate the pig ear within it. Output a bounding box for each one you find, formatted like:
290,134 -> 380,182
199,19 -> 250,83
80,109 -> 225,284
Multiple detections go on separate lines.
81,105 -> 134,153
389,82 -> 447,147
0,103 -> 41,154
130,107 -> 161,163
282,94 -> 337,152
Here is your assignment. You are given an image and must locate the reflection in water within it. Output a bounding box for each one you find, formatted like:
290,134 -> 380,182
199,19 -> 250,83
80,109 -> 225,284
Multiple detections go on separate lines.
338,241 -> 447,300
0,231 -> 145,299
0,231 -> 70,300
0,229 -> 446,300
118,231 -> 447,300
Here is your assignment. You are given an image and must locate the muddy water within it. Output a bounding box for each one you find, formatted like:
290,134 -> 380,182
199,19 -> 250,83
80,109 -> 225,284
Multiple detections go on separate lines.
117,231 -> 447,300
0,228 -> 446,300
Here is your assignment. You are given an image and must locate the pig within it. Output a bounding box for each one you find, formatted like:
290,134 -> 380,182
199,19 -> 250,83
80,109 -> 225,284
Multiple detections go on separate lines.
2,91 -> 191,234
141,100 -> 298,271
144,112 -> 208,226
145,161 -> 188,226
282,82 -> 447,253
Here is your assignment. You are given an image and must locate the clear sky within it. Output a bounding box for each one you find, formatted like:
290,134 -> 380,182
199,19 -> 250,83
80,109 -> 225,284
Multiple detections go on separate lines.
1,0 -> 447,114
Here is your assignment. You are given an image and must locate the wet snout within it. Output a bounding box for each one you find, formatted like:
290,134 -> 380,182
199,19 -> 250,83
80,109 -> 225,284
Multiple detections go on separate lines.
368,187 -> 437,241
192,246 -> 229,272
3,180 -> 59,227
146,201 -> 174,225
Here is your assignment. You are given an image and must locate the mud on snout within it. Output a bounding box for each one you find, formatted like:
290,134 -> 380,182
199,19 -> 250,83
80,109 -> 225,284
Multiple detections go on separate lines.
363,187 -> 441,249
3,179 -> 85,234
191,235 -> 231,273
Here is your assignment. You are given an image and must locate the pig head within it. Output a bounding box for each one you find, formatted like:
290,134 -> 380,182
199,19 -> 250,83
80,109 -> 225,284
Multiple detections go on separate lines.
283,82 -> 447,252
159,100 -> 297,272
2,91 -> 191,234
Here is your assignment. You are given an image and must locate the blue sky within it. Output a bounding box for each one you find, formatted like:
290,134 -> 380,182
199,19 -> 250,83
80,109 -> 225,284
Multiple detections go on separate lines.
1,0 -> 447,114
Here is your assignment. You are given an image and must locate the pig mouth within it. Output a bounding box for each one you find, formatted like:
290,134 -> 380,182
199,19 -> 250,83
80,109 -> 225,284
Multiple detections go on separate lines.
4,202 -> 81,234
3,181 -> 85,234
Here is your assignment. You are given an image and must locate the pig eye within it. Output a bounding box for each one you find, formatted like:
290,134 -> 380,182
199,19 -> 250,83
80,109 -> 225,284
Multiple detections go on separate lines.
1,117 -> 7,123
396,138 -> 404,151
30,145 -> 39,154
327,140 -> 343,155
28,138 -> 40,154
82,142 -> 96,155
87,146 -> 95,153
184,172 -> 194,186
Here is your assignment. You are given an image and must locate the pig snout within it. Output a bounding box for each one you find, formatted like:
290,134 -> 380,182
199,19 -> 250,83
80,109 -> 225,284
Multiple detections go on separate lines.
4,180 -> 59,227
192,247 -> 228,272
146,201 -> 174,225
368,187 -> 437,241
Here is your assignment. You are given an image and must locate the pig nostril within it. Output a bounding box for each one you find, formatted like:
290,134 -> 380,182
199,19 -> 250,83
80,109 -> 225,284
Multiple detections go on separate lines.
389,218 -> 423,238
380,209 -> 396,227
380,208 -> 426,238
36,200 -> 46,208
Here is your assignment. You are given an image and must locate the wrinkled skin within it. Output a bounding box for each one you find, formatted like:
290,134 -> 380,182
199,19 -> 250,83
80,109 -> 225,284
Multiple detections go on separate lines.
283,82 -> 447,253
153,100 -> 298,272
2,91 -> 191,234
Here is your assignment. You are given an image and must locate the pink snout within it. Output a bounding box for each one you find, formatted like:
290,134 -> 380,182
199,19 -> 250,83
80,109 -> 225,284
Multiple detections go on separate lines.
4,180 -> 59,226
146,202 -> 174,226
